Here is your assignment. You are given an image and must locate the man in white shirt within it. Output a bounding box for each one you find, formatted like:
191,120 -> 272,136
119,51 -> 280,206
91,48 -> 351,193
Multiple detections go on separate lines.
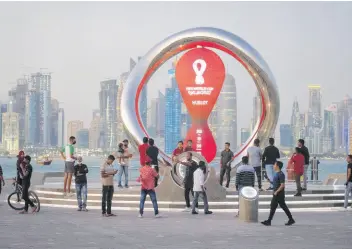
247,139 -> 263,191
191,161 -> 213,215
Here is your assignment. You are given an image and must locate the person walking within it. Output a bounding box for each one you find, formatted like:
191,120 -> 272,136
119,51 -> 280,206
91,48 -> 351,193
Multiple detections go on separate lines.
60,136 -> 77,196
176,152 -> 199,212
0,164 -> 4,195
18,156 -> 37,214
344,155 -> 352,209
298,139 -> 310,191
138,137 -> 149,167
247,139 -> 263,191
74,156 -> 89,211
289,147 -> 305,197
100,155 -> 118,217
146,138 -> 159,187
235,156 -> 255,216
261,161 -> 295,226
219,142 -> 234,188
192,161 -> 212,215
138,157 -> 160,218
262,138 -> 280,190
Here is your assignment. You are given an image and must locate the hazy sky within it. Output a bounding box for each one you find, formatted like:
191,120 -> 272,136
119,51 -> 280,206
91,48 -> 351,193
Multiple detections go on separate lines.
1,1 -> 352,138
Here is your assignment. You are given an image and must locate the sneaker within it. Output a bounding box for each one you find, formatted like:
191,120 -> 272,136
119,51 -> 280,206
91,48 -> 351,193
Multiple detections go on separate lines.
266,187 -> 274,191
82,208 -> 88,212
118,185 -> 123,188
63,192 -> 67,197
138,214 -> 143,218
155,214 -> 161,218
285,219 -> 295,226
77,208 -> 82,211
294,193 -> 302,197
261,220 -> 271,226
182,207 -> 191,212
301,188 -> 307,191
205,211 -> 213,215
124,185 -> 129,188
259,188 -> 264,192
106,213 -> 117,217
192,211 -> 198,215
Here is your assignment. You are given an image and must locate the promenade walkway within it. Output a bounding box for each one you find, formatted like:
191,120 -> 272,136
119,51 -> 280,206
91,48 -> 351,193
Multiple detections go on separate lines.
1,184 -> 352,249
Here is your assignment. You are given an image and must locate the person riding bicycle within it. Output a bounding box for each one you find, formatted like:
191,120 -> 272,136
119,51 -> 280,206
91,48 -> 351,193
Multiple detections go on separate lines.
18,155 -> 37,214
0,164 -> 4,194
16,151 -> 25,186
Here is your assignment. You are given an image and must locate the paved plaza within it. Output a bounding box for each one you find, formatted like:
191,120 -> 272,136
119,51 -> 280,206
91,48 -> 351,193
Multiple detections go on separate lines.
1,193 -> 352,249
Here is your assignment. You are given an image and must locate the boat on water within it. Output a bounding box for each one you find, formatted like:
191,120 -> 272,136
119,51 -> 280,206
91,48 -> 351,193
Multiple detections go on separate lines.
36,156 -> 53,166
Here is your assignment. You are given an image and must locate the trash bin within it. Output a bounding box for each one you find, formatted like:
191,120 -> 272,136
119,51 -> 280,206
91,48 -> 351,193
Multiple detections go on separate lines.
238,186 -> 259,222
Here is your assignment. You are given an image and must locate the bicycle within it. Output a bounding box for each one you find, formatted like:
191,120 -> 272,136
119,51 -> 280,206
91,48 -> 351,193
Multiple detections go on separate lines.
7,178 -> 40,212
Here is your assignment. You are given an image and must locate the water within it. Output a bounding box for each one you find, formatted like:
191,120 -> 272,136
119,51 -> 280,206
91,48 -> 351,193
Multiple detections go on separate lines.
0,157 -> 347,182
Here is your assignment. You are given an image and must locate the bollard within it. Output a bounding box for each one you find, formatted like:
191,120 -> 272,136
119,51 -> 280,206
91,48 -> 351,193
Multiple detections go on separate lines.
239,186 -> 259,222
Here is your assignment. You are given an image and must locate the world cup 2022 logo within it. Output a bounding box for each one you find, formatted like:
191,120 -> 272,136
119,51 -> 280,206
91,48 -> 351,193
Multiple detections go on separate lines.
175,48 -> 225,163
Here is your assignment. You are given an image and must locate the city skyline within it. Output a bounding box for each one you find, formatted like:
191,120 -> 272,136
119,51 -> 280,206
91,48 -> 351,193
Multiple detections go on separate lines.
1,2 -> 352,133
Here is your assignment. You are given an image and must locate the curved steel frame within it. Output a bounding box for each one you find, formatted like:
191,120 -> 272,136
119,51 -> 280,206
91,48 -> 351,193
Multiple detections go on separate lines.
121,27 -> 280,174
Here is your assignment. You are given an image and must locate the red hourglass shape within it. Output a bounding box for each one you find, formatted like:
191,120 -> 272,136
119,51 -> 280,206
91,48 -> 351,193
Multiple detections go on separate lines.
175,47 -> 225,162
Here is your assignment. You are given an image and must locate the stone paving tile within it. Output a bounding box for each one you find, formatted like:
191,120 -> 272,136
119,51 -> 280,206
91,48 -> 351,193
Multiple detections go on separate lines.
1,201 -> 352,249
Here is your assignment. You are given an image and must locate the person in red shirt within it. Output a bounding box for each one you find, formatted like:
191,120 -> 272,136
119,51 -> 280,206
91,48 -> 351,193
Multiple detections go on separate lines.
138,157 -> 160,218
138,137 -> 149,167
184,139 -> 194,152
172,141 -> 184,162
289,147 -> 305,197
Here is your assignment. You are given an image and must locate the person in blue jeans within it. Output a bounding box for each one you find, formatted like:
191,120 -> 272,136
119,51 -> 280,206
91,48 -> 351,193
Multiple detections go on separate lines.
117,143 -> 131,188
74,156 -> 89,211
262,138 -> 280,190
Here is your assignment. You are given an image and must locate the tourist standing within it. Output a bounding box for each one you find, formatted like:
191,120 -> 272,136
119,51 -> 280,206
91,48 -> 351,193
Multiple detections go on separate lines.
18,155 -> 37,214
262,138 -> 280,190
184,139 -> 194,152
235,156 -> 255,216
16,150 -> 25,186
261,161 -> 295,226
100,155 -> 118,217
138,158 -> 160,218
0,164 -> 4,195
298,139 -> 310,191
60,136 -> 77,196
138,137 -> 149,167
146,138 -> 159,187
176,152 -> 199,212
289,147 -> 305,197
117,143 -> 131,188
247,139 -> 263,191
192,161 -> 212,215
172,141 -> 184,162
344,155 -> 352,209
74,156 -> 89,211
219,142 -> 234,188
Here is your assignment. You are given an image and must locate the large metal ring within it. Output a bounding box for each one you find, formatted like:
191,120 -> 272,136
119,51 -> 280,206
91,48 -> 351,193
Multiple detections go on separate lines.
121,27 -> 279,172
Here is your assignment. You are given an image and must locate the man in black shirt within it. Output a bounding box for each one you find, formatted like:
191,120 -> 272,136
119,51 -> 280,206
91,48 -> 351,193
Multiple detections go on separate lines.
74,156 -> 89,211
344,155 -> 352,209
261,161 -> 295,226
19,155 -> 37,214
176,152 -> 199,212
262,138 -> 280,190
219,142 -> 234,188
298,139 -> 310,191
146,138 -> 159,187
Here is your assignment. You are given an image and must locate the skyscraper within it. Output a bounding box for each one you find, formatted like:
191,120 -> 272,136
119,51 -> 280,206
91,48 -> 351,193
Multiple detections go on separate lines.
2,112 -> 20,153
8,78 -> 28,149
240,128 -> 250,145
58,108 -> 65,148
335,95 -> 352,153
0,104 -> 7,142
25,89 -> 38,146
291,98 -> 301,142
156,91 -> 165,138
89,116 -> 101,149
99,79 -> 118,149
215,74 -> 237,150
67,120 -> 84,139
140,84 -> 148,129
322,104 -> 338,153
280,124 -> 293,147
164,67 -> 181,154
348,117 -> 352,155
50,99 -> 59,146
31,72 -> 52,146
148,98 -> 158,138
76,129 -> 89,148
308,85 -> 322,129
180,103 -> 191,139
